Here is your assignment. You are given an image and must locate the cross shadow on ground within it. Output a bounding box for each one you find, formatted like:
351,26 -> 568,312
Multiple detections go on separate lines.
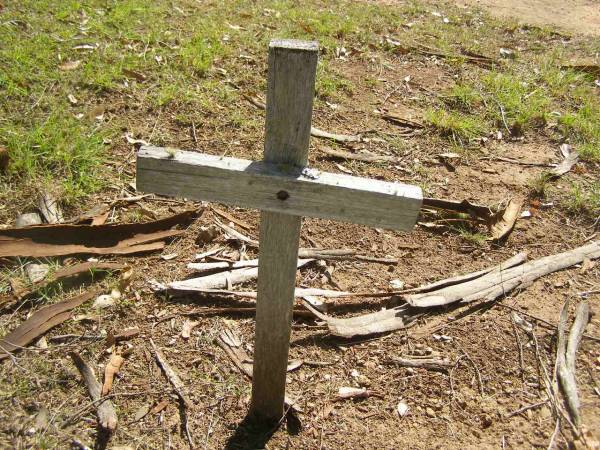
224,409 -> 301,450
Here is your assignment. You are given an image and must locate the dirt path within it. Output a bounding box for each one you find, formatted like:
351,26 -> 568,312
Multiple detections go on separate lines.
453,0 -> 600,36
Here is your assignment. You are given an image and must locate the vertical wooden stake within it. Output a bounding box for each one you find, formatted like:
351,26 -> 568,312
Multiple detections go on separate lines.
250,40 -> 318,422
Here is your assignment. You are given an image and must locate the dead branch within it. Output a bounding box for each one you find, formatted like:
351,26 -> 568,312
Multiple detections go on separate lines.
149,339 -> 192,409
479,155 -> 553,167
149,340 -> 196,448
406,241 -> 600,308
388,356 -> 453,371
310,126 -> 362,143
319,146 -> 403,164
70,352 -> 118,432
421,197 -> 494,220
214,218 -> 258,246
170,259 -> 312,291
210,206 -> 252,230
557,300 -> 590,428
302,300 -> 421,338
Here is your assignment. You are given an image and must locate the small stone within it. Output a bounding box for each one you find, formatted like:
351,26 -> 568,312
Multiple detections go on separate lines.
389,279 -> 404,289
15,212 -> 42,228
397,401 -> 409,417
25,263 -> 49,283
196,225 -> 219,244
425,407 -> 436,418
36,336 -> 48,349
93,294 -> 116,309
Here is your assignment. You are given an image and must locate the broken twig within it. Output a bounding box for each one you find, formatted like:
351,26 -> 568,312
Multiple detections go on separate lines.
70,352 -> 118,432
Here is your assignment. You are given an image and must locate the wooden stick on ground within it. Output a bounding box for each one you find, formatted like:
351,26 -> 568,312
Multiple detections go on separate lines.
388,356 -> 453,371
149,339 -> 194,447
70,352 -> 118,432
149,339 -> 192,409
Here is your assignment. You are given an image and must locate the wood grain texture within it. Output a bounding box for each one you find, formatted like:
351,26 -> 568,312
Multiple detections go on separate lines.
250,39 -> 318,422
136,147 -> 422,230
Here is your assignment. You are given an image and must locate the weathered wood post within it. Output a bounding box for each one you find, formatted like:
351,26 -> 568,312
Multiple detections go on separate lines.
249,40 -> 319,421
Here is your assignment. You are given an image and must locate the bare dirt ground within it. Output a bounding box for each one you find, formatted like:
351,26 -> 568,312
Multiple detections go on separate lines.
1,2 -> 599,450
453,0 -> 600,36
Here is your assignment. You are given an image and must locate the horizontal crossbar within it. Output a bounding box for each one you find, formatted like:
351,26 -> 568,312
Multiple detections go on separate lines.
136,146 -> 422,230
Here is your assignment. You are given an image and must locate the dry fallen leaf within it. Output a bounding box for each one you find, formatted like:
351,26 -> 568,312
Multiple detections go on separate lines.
489,198 -> 523,241
122,68 -> 147,82
181,320 -> 199,339
102,353 -> 125,396
59,60 -> 81,71
336,386 -> 370,400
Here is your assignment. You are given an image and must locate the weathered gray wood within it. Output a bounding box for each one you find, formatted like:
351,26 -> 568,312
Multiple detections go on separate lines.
170,258 -> 312,290
407,240 -> 600,308
70,352 -> 118,432
249,39 -> 318,422
137,147 -> 422,230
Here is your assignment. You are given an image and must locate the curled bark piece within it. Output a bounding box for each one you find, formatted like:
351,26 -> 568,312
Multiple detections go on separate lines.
70,352 -> 118,432
38,192 -> 64,224
0,290 -> 99,360
550,149 -> 579,178
0,210 -> 198,258
421,197 -> 493,220
181,320 -> 199,339
8,262 -> 126,305
334,386 -> 382,401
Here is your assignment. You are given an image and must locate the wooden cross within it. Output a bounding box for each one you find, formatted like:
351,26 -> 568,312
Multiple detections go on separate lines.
137,39 -> 422,423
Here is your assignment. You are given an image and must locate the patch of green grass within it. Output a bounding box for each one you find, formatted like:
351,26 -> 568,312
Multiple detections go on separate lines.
424,109 -> 486,142
577,143 -> 600,162
480,71 -> 549,131
458,229 -> 487,246
564,182 -> 600,216
444,83 -> 483,111
180,25 -> 226,76
0,113 -> 107,202
316,62 -> 353,100
558,96 -> 600,162
528,172 -> 552,198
